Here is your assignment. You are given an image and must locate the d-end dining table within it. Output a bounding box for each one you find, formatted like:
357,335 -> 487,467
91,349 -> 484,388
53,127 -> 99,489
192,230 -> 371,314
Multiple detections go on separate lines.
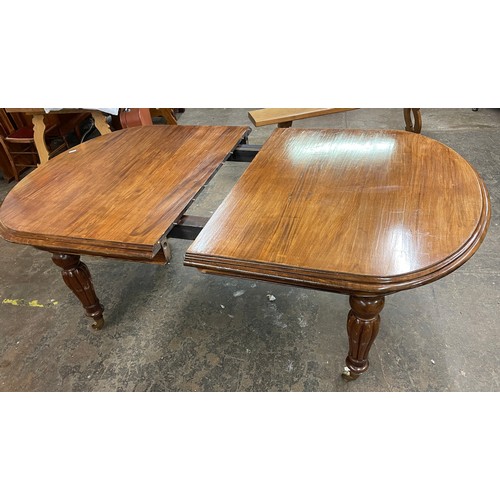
0,125 -> 490,380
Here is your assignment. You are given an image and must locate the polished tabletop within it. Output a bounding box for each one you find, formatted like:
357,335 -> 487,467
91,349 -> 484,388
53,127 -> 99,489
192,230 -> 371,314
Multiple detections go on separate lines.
0,125 -> 249,261
185,128 -> 490,294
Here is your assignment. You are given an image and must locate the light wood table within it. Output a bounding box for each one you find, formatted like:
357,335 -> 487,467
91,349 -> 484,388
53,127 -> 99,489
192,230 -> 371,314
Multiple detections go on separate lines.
248,108 -> 359,128
185,128 -> 490,379
5,108 -> 113,164
248,108 -> 422,133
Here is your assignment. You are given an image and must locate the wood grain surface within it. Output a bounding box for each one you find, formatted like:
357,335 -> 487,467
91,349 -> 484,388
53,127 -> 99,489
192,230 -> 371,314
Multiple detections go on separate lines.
248,108 -> 358,127
185,128 -> 490,294
0,125 -> 249,260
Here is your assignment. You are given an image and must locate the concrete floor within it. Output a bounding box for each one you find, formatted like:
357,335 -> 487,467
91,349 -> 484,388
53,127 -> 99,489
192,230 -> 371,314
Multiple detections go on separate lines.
0,108 -> 499,391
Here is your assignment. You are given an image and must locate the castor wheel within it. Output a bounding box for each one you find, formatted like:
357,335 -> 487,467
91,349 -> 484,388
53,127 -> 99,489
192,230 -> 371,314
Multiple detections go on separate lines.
91,317 -> 105,330
341,366 -> 360,381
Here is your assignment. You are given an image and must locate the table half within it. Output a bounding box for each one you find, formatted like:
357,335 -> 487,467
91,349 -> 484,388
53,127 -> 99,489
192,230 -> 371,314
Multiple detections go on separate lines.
185,128 -> 490,379
0,124 -> 250,329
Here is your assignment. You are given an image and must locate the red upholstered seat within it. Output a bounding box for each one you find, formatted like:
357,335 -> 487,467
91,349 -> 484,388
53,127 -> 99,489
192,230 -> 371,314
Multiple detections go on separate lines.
7,126 -> 34,140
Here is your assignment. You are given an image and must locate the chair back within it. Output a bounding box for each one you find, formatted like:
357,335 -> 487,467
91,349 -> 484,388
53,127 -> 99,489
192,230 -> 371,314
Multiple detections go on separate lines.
8,111 -> 32,129
0,109 -> 16,136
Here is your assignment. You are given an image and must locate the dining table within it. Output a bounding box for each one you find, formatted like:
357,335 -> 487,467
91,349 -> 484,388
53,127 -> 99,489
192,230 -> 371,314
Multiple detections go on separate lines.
0,124 -> 490,379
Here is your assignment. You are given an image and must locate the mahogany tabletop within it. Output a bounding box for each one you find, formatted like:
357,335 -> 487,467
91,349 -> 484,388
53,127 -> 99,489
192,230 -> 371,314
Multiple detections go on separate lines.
0,125 -> 249,261
185,128 -> 490,294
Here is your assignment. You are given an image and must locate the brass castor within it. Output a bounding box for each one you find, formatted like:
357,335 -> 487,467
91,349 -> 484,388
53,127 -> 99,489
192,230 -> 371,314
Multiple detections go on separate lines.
341,366 -> 360,381
92,317 -> 105,330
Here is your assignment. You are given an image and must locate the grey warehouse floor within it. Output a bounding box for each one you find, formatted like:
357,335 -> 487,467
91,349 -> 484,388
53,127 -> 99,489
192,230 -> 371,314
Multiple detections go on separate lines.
0,108 -> 499,392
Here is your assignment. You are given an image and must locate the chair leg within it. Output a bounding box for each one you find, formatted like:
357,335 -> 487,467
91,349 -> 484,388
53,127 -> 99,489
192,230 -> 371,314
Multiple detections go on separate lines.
0,139 -> 18,182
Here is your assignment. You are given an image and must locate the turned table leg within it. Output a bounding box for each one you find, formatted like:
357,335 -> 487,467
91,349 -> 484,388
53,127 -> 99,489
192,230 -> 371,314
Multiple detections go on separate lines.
51,253 -> 105,330
342,295 -> 385,380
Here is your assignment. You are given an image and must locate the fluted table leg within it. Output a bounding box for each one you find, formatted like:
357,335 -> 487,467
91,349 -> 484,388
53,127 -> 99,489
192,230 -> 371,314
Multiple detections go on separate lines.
51,253 -> 105,330
343,295 -> 385,380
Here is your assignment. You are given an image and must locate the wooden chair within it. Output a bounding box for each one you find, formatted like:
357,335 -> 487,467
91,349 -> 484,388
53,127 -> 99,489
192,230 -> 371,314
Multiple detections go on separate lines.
0,109 -> 87,182
0,109 -> 45,182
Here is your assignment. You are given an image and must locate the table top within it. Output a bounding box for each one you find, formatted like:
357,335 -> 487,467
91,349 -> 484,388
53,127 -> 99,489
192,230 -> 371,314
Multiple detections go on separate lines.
185,128 -> 490,294
248,108 -> 358,127
0,125 -> 249,261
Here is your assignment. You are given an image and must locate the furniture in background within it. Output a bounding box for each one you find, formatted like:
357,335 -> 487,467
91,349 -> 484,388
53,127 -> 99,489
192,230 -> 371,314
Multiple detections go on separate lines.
5,108 -> 113,165
111,109 -> 184,130
0,108 -> 85,182
248,108 -> 422,133
150,108 -> 178,125
119,108 -> 153,128
0,109 -> 38,182
248,108 -> 359,128
403,108 -> 422,133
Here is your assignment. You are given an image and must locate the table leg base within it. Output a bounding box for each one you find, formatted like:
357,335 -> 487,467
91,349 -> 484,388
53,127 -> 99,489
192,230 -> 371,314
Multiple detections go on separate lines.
343,295 -> 385,379
51,253 -> 105,330
92,317 -> 105,330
